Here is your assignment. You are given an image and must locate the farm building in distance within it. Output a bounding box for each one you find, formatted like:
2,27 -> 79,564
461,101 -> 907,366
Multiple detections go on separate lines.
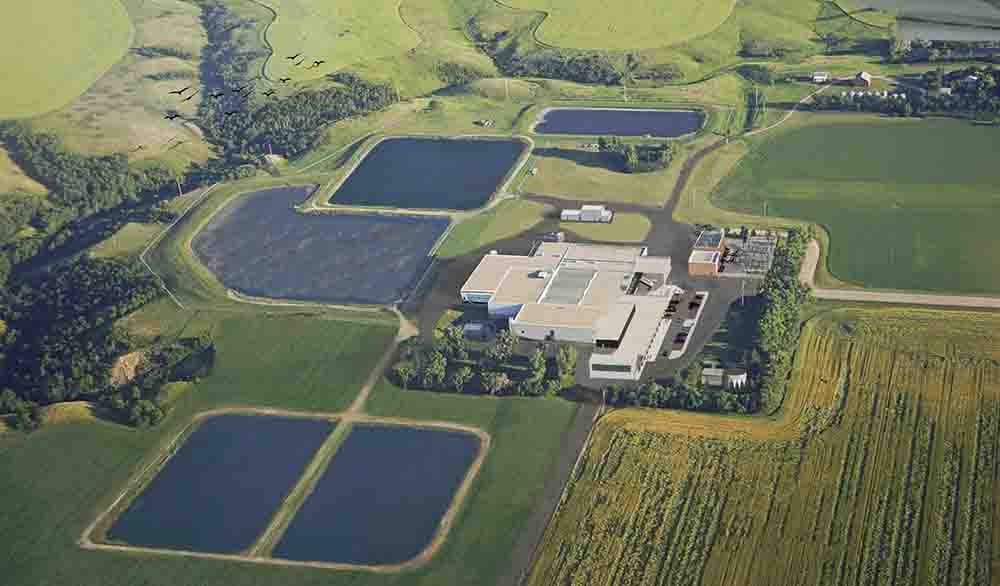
855,71 -> 873,87
812,71 -> 830,83
460,243 -> 676,380
688,228 -> 725,276
561,205 -> 614,223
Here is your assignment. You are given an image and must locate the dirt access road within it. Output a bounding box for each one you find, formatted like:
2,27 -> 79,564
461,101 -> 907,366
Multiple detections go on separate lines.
801,240 -> 1000,309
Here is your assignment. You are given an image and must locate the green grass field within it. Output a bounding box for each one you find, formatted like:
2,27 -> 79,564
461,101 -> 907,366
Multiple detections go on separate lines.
90,222 -> 164,259
561,212 -> 652,243
0,1 -> 131,118
712,117 -> 1000,294
0,304 -> 581,585
506,0 -> 735,50
260,0 -> 419,81
436,199 -> 549,258
523,144 -> 685,207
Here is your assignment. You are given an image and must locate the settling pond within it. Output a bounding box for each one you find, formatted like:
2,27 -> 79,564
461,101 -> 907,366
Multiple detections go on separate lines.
107,415 -> 333,553
533,108 -> 704,137
330,137 -> 528,210
274,424 -> 480,566
192,186 -> 449,304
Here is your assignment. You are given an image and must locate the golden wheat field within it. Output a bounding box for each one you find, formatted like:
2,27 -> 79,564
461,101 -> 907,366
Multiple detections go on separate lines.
529,307 -> 1000,586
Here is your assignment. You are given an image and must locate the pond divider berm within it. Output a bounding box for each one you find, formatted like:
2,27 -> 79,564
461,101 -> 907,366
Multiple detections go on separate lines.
80,408 -> 491,573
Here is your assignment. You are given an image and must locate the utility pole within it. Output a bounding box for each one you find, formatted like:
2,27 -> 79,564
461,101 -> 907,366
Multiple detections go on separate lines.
175,177 -> 183,199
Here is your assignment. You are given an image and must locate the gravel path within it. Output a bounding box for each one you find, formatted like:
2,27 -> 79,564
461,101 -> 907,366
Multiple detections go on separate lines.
802,240 -> 1000,309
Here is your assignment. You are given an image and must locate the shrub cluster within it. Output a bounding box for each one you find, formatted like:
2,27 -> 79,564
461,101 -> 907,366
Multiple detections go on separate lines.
598,136 -> 675,173
390,326 -> 577,397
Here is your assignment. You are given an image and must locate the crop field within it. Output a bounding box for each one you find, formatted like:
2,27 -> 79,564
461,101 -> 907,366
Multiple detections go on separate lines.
712,117 -> 1000,294
530,307 -> 1000,586
0,1 -> 130,119
505,0 -> 734,50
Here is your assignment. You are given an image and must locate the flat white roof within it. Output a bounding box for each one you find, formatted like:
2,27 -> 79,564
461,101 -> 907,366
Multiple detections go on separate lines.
512,303 -> 605,329
594,303 -> 635,341
689,250 -> 720,264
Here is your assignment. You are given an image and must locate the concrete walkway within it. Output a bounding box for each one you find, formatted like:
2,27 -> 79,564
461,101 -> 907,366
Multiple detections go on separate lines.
802,240 -> 1000,309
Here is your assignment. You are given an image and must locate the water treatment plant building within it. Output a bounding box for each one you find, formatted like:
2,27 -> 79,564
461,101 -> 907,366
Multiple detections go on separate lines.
460,243 -> 676,380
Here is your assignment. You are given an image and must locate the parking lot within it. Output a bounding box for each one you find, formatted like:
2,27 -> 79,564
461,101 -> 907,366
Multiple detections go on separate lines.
662,290 -> 709,359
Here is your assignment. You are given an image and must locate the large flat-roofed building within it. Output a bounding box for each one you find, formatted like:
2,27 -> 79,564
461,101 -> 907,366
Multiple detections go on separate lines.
460,243 -> 676,380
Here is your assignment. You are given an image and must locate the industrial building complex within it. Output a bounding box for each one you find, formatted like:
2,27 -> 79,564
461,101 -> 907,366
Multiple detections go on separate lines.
460,243 -> 677,381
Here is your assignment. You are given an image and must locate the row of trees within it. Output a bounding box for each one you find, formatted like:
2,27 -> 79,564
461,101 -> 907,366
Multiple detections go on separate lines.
813,67 -> 1000,118
755,228 -> 813,411
603,369 -> 760,414
390,325 -> 577,397
597,136 -> 676,173
890,37 -> 1000,64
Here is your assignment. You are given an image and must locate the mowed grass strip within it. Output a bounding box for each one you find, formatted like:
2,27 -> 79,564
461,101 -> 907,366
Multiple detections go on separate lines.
260,0 -> 420,81
436,199 -> 549,258
561,212 -> 652,243
712,118 -> 1000,294
0,0 -> 131,118
506,0 -> 735,50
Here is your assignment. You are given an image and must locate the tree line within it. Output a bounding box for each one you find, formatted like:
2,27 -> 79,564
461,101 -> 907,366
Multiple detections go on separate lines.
603,364 -> 761,414
755,228 -> 812,412
811,66 -> 1000,119
390,325 -> 578,397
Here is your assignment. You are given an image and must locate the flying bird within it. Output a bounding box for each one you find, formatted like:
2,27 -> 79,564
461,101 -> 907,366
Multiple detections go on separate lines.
164,112 -> 182,120
279,77 -> 292,83
224,110 -> 241,117
231,85 -> 248,94
263,89 -> 276,97
180,89 -> 200,102
286,52 -> 302,60
131,144 -> 145,152
294,58 -> 305,66
168,86 -> 191,95
167,140 -> 188,150
312,60 -> 325,67
208,91 -> 225,99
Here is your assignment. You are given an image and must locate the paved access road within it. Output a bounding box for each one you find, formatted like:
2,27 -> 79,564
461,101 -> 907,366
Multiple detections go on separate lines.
801,241 -> 1000,309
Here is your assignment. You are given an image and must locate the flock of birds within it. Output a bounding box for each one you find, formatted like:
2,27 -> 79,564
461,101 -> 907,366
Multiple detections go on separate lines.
141,52 -> 327,154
